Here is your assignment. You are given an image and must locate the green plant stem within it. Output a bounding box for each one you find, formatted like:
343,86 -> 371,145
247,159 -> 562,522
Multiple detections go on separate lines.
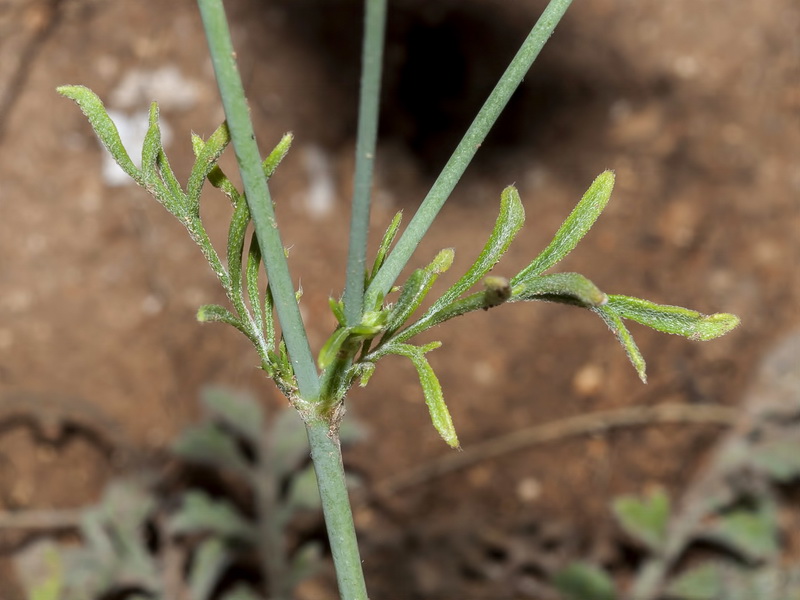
343,0 -> 388,327
198,0 -> 319,400
305,418 -> 368,599
364,0 -> 573,309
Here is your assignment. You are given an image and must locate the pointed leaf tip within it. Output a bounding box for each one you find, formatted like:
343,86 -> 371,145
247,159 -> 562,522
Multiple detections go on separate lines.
513,170 -> 615,282
607,295 -> 740,341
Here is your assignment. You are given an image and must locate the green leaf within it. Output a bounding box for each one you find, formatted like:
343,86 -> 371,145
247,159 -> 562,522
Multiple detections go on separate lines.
285,464 -> 322,512
318,326 -> 353,370
666,563 -> 723,600
246,234 -> 265,335
553,562 -> 617,600
188,121 -> 231,210
612,488 -> 670,552
56,85 -> 141,182
427,185 -> 525,316
390,343 -> 459,448
172,423 -> 251,475
606,295 -> 740,341
513,171 -> 615,282
262,132 -> 293,179
197,304 -> 253,340
169,490 -> 255,543
512,272 -> 608,307
201,386 -> 263,446
370,211 -> 403,282
703,503 -> 779,561
384,248 -> 454,337
227,194 -> 251,299
329,297 -> 347,327
188,538 -> 232,600
592,303 -> 647,383
749,440 -> 800,483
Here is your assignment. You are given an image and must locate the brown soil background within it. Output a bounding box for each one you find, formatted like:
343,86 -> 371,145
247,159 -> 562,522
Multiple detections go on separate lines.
0,0 -> 798,597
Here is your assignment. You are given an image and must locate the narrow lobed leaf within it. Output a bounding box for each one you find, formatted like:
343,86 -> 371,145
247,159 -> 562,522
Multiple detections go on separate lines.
390,343 -> 459,448
318,326 -> 352,370
197,303 -> 240,328
245,235 -> 264,335
607,295 -> 740,341
187,121 -> 231,210
512,170 -> 615,283
592,303 -> 648,383
226,196 -> 251,298
262,132 -> 293,179
511,272 -> 608,307
428,185 -> 525,317
370,210 -> 404,282
384,248 -> 454,337
56,85 -> 141,183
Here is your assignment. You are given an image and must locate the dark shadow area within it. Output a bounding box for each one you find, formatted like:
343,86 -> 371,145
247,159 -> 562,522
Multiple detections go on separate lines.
247,0 -> 658,180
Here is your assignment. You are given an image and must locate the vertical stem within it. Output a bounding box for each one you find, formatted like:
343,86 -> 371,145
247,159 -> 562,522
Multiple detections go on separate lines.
306,418 -> 369,599
343,0 -> 388,326
364,0 -> 573,308
198,0 -> 320,400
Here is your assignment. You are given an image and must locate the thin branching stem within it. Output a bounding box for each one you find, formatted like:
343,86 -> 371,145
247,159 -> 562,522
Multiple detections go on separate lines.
343,0 -> 388,327
364,0 -> 573,308
306,418 -> 369,600
198,0 -> 320,401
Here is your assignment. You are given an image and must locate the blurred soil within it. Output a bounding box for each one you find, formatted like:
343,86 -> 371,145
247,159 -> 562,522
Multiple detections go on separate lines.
0,0 -> 798,597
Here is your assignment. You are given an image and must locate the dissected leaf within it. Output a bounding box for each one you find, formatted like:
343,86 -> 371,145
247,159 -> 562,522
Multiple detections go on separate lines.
384,248 -> 454,336
514,171 -> 615,282
606,295 -> 740,341
57,85 -> 141,182
188,122 -> 231,206
612,488 -> 670,552
512,272 -> 608,307
262,133 -> 293,179
553,562 -> 617,600
592,303 -> 647,383
317,326 -> 353,370
169,490 -> 255,543
201,386 -> 263,446
389,343 -> 459,448
246,234 -> 265,335
370,211 -> 404,281
188,538 -> 233,600
426,185 -> 525,317
172,422 -> 251,474
227,196 -> 251,299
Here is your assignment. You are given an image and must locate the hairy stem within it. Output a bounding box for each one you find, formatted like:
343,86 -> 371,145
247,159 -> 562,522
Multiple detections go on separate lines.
306,418 -> 368,599
343,0 -> 388,326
